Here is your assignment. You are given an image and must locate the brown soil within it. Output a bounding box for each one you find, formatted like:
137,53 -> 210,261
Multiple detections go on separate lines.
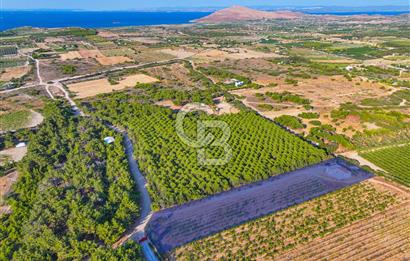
0,65 -> 30,81
95,56 -> 132,65
68,74 -> 158,99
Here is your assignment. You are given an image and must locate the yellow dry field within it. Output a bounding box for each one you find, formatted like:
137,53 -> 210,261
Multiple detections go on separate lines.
60,49 -> 132,65
231,75 -> 390,137
194,48 -> 281,61
68,74 -> 158,99
95,56 -> 131,65
0,66 -> 30,81
97,30 -> 119,38
159,48 -> 196,59
60,51 -> 82,61
233,75 -> 388,110
78,49 -> 104,59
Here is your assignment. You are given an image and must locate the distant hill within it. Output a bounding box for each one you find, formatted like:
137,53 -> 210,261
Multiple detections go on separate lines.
194,5 -> 305,23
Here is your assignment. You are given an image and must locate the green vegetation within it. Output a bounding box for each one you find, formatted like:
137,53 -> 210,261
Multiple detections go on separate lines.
134,83 -> 220,106
88,96 -> 328,209
360,89 -> 410,107
284,78 -> 298,85
265,91 -> 311,105
0,46 -> 17,56
60,64 -> 77,75
275,115 -> 304,129
309,120 -> 322,126
361,144 -> 410,187
307,124 -> 354,153
298,112 -> 320,119
256,104 -> 274,111
0,110 -> 31,131
330,46 -> 389,60
0,58 -> 26,68
0,102 -> 142,260
198,66 -> 251,87
176,183 -> 398,260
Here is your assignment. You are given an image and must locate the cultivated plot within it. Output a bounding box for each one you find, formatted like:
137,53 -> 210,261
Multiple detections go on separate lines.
147,158 -> 373,253
67,74 -> 158,99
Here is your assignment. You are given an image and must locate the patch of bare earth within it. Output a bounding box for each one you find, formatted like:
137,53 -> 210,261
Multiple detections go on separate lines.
159,48 -> 196,59
231,75 -> 388,128
0,65 -> 30,81
155,97 -> 239,115
95,56 -> 131,65
0,147 -> 27,165
194,48 -> 281,62
0,171 -> 18,215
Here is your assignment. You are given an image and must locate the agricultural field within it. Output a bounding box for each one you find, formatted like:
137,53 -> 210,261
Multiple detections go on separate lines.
175,179 -> 408,260
0,65 -> 31,82
88,98 -> 328,209
360,144 -> 410,187
148,158 -> 373,253
67,73 -> 158,98
1,9 -> 410,261
0,110 -> 32,131
0,46 -> 17,56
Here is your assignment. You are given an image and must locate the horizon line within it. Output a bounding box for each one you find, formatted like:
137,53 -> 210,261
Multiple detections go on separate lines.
2,4 -> 409,12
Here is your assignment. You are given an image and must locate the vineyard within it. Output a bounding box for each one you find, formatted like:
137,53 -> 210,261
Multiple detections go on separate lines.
0,46 -> 17,56
147,158 -> 373,253
88,97 -> 328,209
277,201 -> 410,261
175,182 -> 401,260
0,58 -> 26,68
360,144 -> 410,187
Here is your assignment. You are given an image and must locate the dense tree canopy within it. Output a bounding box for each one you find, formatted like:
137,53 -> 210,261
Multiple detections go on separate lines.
0,101 -> 142,260
88,96 -> 328,209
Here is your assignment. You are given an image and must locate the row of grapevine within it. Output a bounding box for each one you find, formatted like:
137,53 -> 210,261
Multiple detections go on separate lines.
175,183 -> 400,260
360,144 -> 410,187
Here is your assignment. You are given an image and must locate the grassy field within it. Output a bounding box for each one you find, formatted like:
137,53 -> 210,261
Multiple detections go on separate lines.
0,110 -> 31,131
360,144 -> 410,187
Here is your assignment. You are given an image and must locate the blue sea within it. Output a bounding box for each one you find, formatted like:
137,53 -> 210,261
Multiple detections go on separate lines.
0,10 -> 408,31
0,11 -> 212,31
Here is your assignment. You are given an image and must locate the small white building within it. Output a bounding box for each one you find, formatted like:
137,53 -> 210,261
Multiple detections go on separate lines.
15,142 -> 27,148
103,137 -> 115,144
234,80 -> 244,87
345,65 -> 354,71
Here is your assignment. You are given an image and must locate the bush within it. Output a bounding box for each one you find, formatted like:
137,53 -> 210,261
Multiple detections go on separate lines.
298,112 -> 319,119
275,115 -> 305,129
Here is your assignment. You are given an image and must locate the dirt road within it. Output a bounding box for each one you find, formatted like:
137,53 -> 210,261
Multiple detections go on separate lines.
112,132 -> 153,247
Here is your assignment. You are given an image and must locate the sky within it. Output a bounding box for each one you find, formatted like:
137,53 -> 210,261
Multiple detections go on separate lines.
3,0 -> 409,10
